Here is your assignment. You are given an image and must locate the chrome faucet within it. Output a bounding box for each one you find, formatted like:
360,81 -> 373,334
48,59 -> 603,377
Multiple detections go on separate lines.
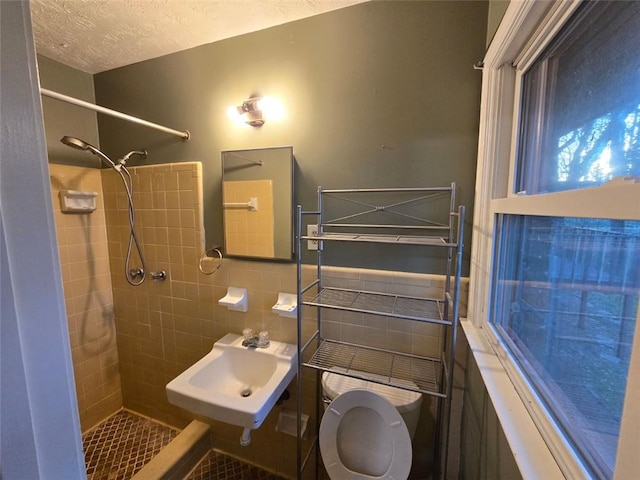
242,330 -> 270,348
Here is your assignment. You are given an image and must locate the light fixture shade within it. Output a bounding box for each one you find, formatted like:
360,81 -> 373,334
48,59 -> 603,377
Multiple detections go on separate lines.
243,99 -> 265,127
227,96 -> 284,127
258,97 -> 285,122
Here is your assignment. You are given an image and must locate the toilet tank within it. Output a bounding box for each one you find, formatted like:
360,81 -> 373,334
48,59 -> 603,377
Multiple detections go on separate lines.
321,369 -> 423,438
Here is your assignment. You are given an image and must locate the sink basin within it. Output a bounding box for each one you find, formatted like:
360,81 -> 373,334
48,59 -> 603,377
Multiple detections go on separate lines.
166,333 -> 297,429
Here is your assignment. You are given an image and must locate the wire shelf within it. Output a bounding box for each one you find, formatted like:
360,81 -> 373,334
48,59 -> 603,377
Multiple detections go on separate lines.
303,232 -> 456,247
304,287 -> 450,324
304,339 -> 444,397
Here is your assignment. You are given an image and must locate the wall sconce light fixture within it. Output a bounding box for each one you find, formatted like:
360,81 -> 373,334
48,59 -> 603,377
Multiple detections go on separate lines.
227,96 -> 284,127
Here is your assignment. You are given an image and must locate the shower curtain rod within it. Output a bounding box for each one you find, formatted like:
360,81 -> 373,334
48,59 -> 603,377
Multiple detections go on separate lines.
40,88 -> 190,140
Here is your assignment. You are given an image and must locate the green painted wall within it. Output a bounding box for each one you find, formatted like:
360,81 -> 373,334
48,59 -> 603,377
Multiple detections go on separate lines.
94,1 -> 488,273
487,1 -> 510,47
37,55 -> 101,167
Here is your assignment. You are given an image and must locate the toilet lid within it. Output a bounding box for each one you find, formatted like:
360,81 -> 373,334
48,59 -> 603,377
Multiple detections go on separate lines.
319,389 -> 412,480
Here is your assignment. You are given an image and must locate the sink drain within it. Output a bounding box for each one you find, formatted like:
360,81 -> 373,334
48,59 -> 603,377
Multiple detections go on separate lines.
240,388 -> 252,398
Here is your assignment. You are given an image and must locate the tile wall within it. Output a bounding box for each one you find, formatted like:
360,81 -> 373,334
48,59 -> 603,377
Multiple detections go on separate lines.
49,164 -> 121,432
52,160 -> 469,477
101,162 -> 210,419
459,334 -> 522,480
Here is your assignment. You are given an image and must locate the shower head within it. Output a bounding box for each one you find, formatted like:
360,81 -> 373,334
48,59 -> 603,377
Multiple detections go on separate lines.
60,136 -> 95,151
60,136 -> 118,169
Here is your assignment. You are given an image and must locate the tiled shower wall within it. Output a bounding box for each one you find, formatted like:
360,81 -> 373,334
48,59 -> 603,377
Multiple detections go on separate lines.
49,164 -> 121,432
101,162 -> 210,418
52,160 -> 468,477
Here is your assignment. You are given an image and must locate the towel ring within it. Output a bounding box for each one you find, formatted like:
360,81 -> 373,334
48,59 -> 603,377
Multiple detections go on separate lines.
198,246 -> 223,275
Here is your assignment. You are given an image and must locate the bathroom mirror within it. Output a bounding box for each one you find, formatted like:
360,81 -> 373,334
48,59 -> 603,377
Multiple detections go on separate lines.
221,146 -> 294,260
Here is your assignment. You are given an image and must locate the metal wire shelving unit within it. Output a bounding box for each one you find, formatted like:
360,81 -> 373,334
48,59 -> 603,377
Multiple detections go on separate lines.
295,183 -> 465,480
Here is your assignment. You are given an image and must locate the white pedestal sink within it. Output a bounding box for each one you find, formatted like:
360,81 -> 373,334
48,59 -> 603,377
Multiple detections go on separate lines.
166,333 -> 297,430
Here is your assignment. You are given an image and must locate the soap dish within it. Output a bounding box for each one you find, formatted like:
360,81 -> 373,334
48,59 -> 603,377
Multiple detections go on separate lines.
218,287 -> 248,312
272,292 -> 297,318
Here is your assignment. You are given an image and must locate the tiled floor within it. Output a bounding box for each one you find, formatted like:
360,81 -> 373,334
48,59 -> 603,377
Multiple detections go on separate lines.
186,450 -> 287,480
82,410 -> 179,480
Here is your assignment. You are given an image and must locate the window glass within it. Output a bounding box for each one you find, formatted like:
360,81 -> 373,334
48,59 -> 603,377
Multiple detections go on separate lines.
491,215 -> 640,477
517,1 -> 640,194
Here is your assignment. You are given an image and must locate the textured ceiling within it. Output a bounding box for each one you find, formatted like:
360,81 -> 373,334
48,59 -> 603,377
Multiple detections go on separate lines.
31,0 -> 367,74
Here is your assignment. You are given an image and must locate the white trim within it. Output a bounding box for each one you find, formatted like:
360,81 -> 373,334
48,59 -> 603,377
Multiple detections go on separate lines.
513,1 -> 583,72
506,64 -> 522,198
483,1 -> 555,70
467,67 -> 508,327
491,184 -> 640,220
461,319 -> 565,480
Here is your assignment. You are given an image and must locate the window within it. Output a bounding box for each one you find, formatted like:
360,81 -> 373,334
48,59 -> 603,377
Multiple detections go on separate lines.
516,1 -> 640,195
492,215 -> 639,477
477,1 -> 640,478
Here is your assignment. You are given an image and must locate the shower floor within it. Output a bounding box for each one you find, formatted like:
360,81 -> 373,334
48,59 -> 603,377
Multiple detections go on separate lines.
83,410 -> 179,480
186,450 -> 287,480
83,410 -> 288,480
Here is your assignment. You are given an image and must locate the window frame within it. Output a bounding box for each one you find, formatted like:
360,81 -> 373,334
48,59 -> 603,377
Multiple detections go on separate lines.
467,1 -> 640,478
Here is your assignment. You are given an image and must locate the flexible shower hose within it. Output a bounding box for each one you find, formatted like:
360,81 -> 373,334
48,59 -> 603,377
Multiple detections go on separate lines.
118,165 -> 147,286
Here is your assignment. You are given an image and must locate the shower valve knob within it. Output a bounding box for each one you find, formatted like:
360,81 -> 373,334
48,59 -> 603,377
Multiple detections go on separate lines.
129,268 -> 144,279
150,271 -> 167,281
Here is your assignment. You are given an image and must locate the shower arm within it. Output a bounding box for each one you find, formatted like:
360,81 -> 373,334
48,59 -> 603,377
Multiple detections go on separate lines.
118,150 -> 148,167
40,88 -> 190,140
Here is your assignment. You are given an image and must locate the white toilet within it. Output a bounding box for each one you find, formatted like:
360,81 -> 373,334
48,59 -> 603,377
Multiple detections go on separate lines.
319,370 -> 423,479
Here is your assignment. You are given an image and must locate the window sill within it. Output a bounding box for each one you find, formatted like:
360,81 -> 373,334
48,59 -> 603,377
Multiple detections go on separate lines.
460,318 -> 565,479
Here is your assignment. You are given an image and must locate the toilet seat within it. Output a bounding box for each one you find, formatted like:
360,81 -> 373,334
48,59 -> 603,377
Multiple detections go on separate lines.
319,389 -> 412,480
